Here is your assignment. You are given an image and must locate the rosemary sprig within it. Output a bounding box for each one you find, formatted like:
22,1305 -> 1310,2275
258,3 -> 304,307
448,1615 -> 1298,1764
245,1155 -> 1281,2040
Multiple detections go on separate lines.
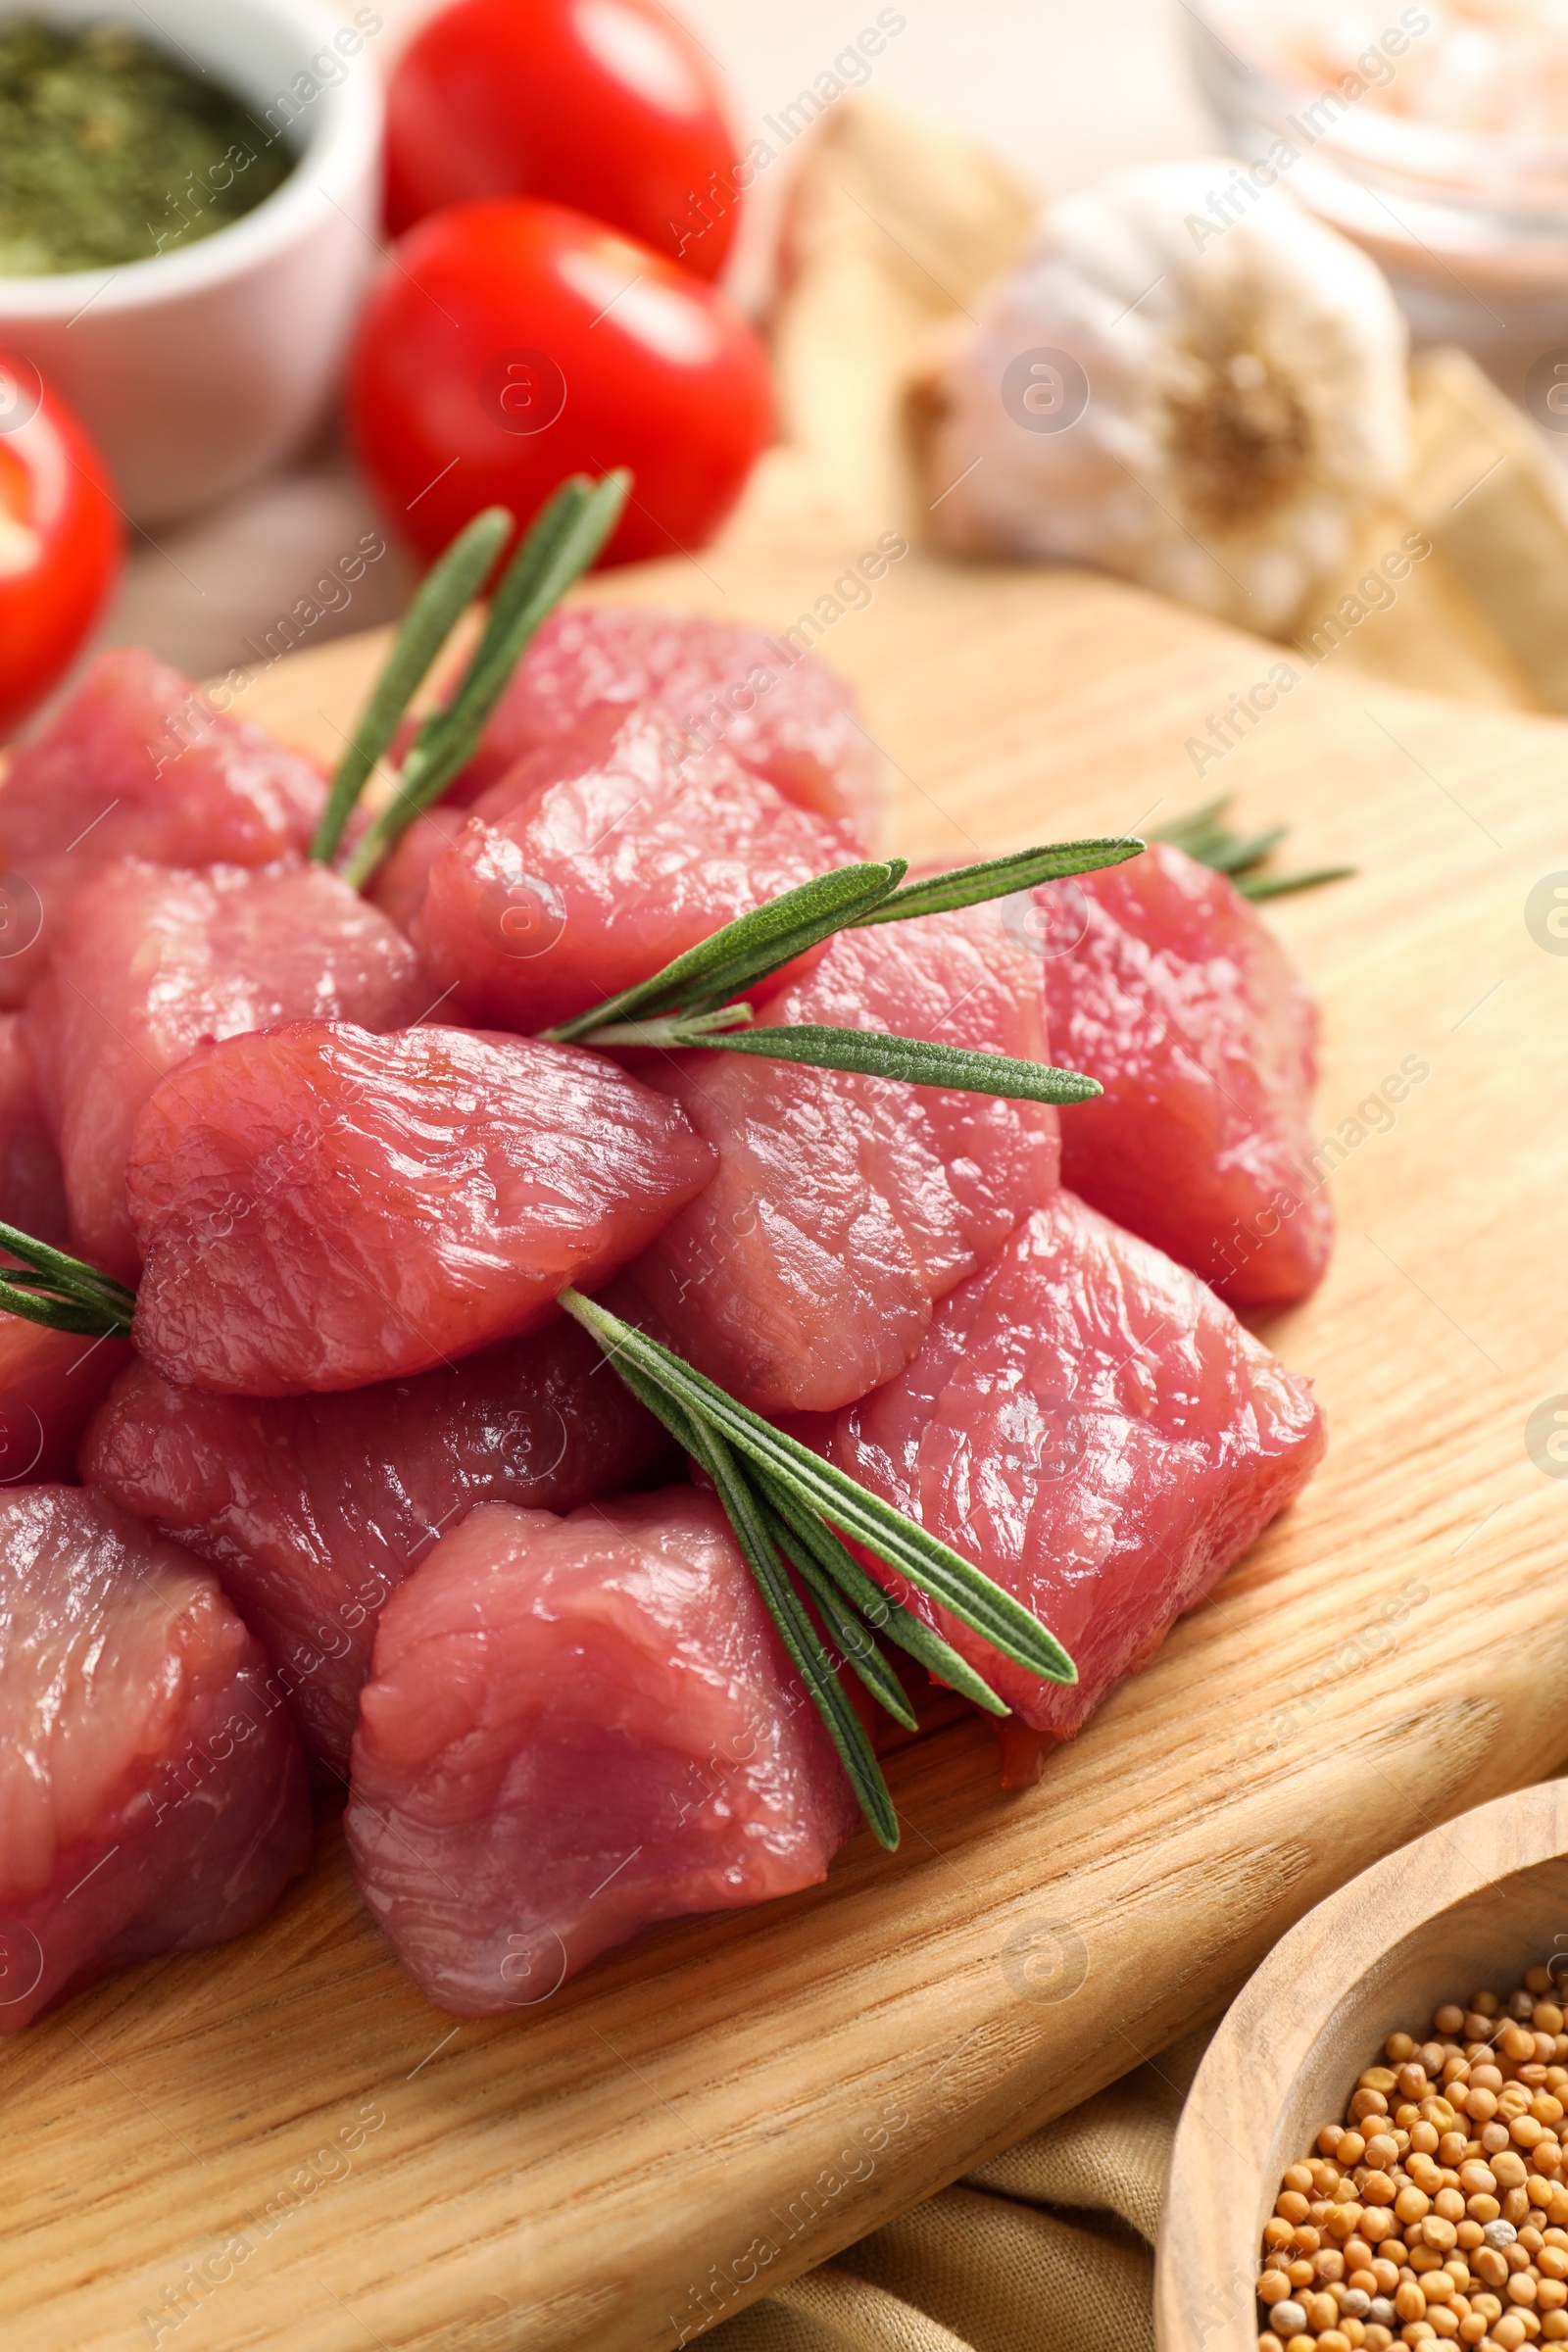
750,1463 -> 1009,1716
558,1282 -> 1079,1844
0,1205 -> 1070,1845
582,1318 -> 908,1838
560,1288 -> 1075,1684
557,1279 -> 1062,1843
547,839 -> 1147,1106
309,506 -> 514,867
0,1222 -> 135,1337
604,1312 -> 1010,1727
541,864 -> 908,1044
592,1326 -> 911,1731
701,1423 -> 901,1847
760,1495 -> 920,1731
1155,798 -> 1353,901
337,471 -> 631,892
1232,867 -> 1357,904
547,842 -> 1144,1048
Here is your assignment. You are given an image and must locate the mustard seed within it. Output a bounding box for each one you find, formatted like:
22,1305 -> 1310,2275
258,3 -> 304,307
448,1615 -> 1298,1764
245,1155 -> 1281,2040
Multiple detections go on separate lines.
1260,1967 -> 1568,2349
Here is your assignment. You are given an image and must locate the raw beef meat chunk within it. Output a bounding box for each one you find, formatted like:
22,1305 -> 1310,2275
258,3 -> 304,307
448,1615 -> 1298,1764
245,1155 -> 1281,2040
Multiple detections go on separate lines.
82,1319 -> 679,1771
435,603 -> 883,838
0,650 -> 325,1004
26,858 -> 428,1280
0,1313 -> 131,1486
0,1016 -> 68,1246
127,1022 -> 715,1393
347,1490 -> 858,2013
411,703 -> 863,1031
0,1487 -> 310,2031
796,1190 -> 1324,1735
1037,842 -> 1331,1307
615,902 -> 1059,1413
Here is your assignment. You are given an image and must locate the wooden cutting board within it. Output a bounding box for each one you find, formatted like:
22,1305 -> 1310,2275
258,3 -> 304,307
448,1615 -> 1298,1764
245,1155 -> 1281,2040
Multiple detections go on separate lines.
8,518 -> 1568,2352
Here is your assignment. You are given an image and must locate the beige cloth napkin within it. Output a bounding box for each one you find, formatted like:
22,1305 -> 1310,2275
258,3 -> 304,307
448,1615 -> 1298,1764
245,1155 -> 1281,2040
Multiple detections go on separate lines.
710,2028 -> 1215,2352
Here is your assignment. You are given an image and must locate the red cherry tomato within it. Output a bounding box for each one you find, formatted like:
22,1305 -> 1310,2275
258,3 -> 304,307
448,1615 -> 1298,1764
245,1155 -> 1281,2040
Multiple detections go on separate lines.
385,0 -> 740,281
347,198 -> 772,570
0,355 -> 121,743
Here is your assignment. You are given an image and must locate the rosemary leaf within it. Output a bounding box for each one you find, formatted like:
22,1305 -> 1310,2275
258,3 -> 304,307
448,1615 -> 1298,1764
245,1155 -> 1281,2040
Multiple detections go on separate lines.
856,838 -> 1145,925
309,506 -> 514,866
345,471 -> 630,889
753,1468 -> 1010,1717
0,1278 -> 125,1336
701,1426 -> 900,1849
1199,823 -> 1289,874
409,474 -> 605,775
0,1219 -> 126,1298
594,1335 -> 920,1771
596,1339 -> 712,1464
673,1025 -> 1102,1105
386,476 -> 593,818
1154,799 -> 1354,900
759,1494 -> 920,1732
1151,799 -> 1228,858
560,1289 -> 1076,1689
0,1221 -> 137,1335
466,474 -> 593,666
1238,866 -> 1358,903
545,863 -> 906,1043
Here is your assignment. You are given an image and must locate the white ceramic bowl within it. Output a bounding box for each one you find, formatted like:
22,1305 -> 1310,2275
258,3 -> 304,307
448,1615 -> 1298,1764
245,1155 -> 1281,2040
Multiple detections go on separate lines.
0,0 -> 384,523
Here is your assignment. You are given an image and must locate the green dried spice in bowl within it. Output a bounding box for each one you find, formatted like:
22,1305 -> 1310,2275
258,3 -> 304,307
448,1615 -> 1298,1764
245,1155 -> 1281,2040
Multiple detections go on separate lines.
0,16 -> 295,276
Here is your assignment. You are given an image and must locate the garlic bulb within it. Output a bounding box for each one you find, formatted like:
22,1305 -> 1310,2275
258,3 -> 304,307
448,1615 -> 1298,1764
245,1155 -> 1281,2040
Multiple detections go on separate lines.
925,158 -> 1410,631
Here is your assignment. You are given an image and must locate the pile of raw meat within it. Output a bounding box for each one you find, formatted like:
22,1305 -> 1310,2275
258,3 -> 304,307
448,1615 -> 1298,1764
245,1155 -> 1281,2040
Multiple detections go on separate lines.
0,607 -> 1326,2029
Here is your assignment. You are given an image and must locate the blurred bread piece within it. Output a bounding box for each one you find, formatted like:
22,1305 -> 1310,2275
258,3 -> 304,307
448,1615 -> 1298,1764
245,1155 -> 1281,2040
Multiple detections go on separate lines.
771,100 -> 1034,542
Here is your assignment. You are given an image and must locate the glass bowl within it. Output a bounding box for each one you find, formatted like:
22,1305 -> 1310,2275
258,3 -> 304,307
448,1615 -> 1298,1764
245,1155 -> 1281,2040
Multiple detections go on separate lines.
1184,0 -> 1568,408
